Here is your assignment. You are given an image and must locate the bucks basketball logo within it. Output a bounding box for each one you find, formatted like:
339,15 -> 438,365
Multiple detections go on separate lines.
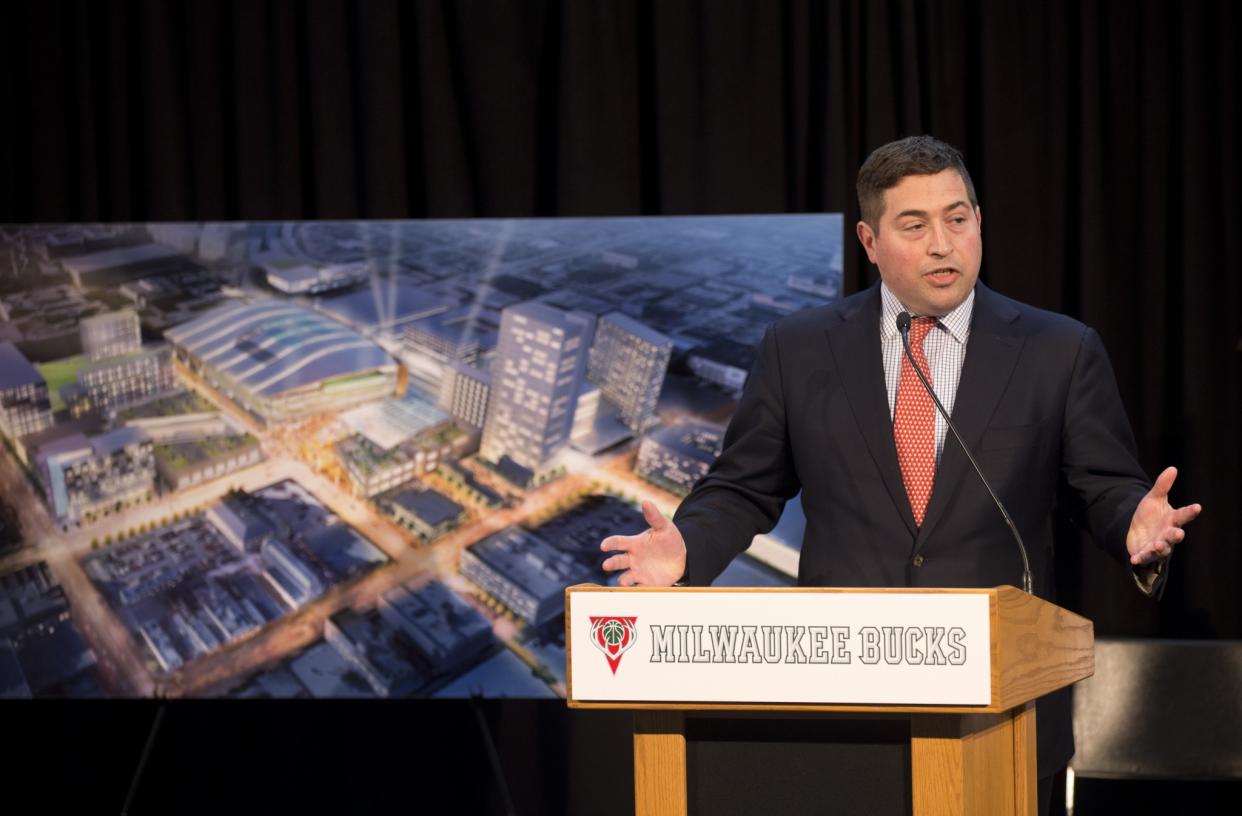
589,616 -> 638,675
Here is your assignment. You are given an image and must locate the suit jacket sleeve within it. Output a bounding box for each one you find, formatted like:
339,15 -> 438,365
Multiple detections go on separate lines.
673,324 -> 802,586
1060,326 -> 1166,596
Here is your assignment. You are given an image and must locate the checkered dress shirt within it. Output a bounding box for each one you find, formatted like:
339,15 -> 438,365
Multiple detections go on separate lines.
879,282 -> 975,466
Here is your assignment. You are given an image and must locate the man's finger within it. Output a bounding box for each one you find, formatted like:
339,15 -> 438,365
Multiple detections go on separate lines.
1151,466 -> 1178,499
601,533 -> 639,553
618,570 -> 637,587
602,553 -> 630,573
1130,527 -> 1184,564
641,500 -> 669,531
1172,503 -> 1202,527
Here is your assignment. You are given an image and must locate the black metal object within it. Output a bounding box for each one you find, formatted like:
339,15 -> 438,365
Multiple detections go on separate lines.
1072,638 -> 1242,781
121,702 -> 166,815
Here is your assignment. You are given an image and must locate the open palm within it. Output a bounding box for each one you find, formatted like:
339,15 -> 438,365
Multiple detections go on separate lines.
1126,466 -> 1202,566
600,500 -> 687,587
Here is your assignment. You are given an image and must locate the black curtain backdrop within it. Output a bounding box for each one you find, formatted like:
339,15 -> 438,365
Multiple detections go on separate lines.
5,0 -> 1240,639
2,3 -> 1240,810
7,0 -> 1233,638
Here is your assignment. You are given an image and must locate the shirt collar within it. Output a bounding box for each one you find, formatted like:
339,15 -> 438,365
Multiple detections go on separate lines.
879,281 -> 975,345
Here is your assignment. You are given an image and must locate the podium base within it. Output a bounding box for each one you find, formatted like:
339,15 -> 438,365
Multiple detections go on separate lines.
635,704 -> 1038,816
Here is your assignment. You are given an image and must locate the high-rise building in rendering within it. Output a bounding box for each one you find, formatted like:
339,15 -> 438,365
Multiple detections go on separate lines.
401,305 -> 500,395
80,310 -> 142,362
0,342 -> 53,442
77,344 -> 177,415
571,383 -> 601,443
586,312 -> 672,432
34,427 -> 156,524
478,302 -> 594,471
403,305 -> 493,367
438,360 -> 491,429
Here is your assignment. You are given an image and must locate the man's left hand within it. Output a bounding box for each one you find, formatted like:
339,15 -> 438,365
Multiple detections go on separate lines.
1126,466 -> 1202,566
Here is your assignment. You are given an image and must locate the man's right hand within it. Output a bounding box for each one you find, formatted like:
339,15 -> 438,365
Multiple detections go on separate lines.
600,500 -> 688,587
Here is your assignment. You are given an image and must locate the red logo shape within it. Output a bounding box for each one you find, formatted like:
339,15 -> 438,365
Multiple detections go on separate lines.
589,616 -> 638,675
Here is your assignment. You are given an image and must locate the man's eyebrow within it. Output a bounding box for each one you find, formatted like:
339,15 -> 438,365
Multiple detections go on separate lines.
893,200 -> 971,220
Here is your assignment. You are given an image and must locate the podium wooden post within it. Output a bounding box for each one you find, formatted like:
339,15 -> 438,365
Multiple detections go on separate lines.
566,586 -> 1093,816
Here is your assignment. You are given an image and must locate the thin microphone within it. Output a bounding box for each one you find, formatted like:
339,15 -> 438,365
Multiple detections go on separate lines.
897,312 -> 1034,594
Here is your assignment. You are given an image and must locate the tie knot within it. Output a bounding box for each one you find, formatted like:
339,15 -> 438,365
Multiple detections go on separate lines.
909,316 -> 937,344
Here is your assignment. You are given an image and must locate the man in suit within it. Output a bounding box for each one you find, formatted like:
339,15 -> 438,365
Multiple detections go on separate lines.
600,135 -> 1202,814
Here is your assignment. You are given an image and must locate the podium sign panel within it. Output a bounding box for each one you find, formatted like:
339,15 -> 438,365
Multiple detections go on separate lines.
569,587 -> 991,706
567,585 -> 1095,816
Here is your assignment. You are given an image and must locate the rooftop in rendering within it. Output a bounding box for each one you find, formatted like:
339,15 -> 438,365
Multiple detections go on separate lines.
164,300 -> 399,422
58,243 -> 180,277
391,488 -> 464,528
340,390 -> 450,451
645,420 -> 725,459
315,284 -> 455,334
597,310 -> 671,346
0,342 -> 44,390
263,259 -> 370,295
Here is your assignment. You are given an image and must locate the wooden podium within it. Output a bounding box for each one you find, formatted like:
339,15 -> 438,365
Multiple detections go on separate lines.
565,585 -> 1093,816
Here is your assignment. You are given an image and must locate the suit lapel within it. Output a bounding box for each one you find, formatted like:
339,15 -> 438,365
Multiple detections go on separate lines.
827,285 -> 918,538
915,282 -> 1024,549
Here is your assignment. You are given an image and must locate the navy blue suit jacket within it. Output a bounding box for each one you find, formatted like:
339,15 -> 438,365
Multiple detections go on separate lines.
673,280 -> 1154,774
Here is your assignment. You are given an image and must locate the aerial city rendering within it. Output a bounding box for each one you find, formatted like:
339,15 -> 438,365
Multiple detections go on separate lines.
0,215 -> 842,699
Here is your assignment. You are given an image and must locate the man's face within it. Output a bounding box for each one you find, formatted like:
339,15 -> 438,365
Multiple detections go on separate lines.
855,169 -> 982,316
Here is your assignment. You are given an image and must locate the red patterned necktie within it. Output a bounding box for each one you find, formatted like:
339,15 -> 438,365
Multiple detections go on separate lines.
894,317 -> 938,527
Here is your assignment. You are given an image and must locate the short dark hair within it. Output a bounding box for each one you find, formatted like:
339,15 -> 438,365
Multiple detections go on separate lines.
856,136 -> 978,232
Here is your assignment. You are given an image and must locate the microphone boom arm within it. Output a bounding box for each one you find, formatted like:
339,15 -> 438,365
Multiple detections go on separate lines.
897,312 -> 1034,595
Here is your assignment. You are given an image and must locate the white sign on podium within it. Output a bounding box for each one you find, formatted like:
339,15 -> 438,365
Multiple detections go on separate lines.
568,588 -> 992,706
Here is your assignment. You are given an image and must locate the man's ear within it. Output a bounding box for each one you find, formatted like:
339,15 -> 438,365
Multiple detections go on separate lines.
975,205 -> 983,233
856,220 -> 879,265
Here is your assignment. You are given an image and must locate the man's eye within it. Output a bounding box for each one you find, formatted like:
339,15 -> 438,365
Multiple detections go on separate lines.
905,224 -> 924,232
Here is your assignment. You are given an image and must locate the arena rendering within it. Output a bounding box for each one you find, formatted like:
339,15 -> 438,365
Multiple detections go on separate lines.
165,301 -> 400,424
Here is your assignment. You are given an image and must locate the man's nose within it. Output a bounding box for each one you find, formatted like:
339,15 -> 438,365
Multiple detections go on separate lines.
927,223 -> 952,257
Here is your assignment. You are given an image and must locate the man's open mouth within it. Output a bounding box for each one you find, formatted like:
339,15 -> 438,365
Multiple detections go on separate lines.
925,268 -> 960,283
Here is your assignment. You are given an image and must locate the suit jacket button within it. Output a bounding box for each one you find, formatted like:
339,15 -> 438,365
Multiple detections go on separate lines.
912,555 -> 925,567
